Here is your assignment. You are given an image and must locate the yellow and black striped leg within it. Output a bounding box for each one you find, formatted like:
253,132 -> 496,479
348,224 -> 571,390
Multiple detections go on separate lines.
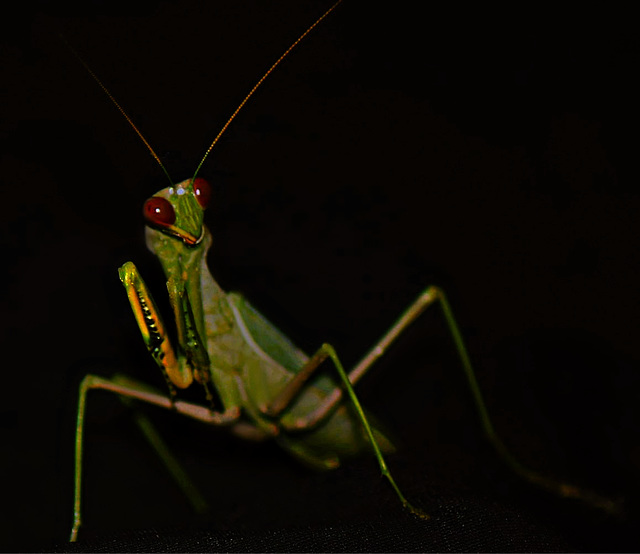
118,261 -> 193,392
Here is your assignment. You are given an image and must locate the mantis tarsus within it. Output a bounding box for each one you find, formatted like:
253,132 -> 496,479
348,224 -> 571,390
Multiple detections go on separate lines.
67,0 -> 621,542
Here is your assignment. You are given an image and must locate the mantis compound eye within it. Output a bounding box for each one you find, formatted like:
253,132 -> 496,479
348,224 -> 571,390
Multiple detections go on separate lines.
192,177 -> 211,208
143,196 -> 176,227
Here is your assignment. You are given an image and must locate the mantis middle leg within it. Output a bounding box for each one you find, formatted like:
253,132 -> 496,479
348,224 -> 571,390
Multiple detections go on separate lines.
70,374 -> 241,542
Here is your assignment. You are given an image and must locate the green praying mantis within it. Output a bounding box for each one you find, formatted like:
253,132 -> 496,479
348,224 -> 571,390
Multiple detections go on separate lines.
68,0 -> 621,542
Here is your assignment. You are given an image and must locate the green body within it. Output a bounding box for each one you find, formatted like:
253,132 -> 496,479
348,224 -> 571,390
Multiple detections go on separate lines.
143,182 -> 393,468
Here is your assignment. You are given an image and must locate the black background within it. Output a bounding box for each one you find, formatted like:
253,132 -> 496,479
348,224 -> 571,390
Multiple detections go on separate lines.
1,1 -> 638,551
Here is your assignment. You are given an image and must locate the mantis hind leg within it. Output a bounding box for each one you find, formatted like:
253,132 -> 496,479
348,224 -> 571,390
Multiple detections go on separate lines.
265,286 -> 621,514
435,289 -> 622,514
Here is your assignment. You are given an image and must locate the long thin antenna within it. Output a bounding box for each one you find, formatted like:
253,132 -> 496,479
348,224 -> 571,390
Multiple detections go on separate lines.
63,0 -> 343,187
190,0 -> 343,182
60,35 -> 175,187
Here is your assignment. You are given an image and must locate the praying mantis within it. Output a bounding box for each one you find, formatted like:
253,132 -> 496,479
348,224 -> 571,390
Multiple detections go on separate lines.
66,0 -> 623,543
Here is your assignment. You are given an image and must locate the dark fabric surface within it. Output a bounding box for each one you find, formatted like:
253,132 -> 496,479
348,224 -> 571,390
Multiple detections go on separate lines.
57,507 -> 573,553
49,439 -> 630,552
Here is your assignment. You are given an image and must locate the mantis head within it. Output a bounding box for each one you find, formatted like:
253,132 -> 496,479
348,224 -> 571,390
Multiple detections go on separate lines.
67,0 -> 341,249
143,178 -> 211,246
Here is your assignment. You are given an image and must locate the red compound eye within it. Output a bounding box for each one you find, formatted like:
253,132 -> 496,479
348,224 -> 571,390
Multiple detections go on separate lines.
143,196 -> 175,227
192,178 -> 211,208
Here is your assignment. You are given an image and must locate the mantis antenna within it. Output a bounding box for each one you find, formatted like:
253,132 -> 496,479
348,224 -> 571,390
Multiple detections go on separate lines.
60,35 -> 174,186
63,0 -> 344,187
